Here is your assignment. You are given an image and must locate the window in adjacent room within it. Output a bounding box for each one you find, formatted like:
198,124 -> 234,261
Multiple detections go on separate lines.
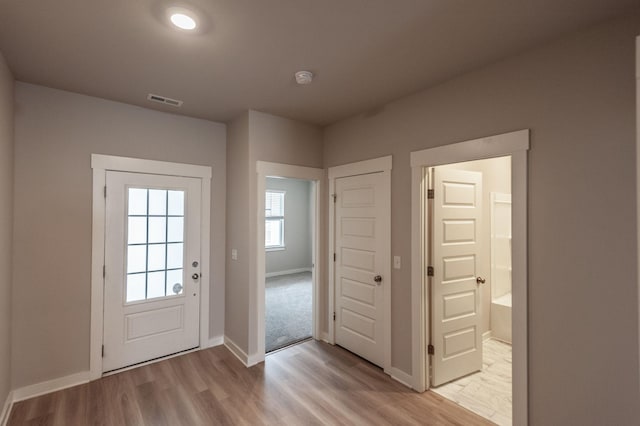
265,190 -> 285,249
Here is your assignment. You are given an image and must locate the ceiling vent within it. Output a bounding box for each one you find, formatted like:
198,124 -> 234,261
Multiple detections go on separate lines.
147,93 -> 183,107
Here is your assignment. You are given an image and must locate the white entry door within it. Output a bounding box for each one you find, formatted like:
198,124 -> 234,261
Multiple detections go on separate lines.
431,168 -> 483,386
335,172 -> 387,367
103,171 -> 202,372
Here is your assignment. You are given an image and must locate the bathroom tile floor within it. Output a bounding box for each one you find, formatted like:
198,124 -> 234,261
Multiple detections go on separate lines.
431,338 -> 512,426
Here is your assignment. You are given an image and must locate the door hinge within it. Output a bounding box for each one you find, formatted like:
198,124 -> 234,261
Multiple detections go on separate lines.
427,266 -> 434,276
428,344 -> 434,355
333,253 -> 336,262
332,194 -> 337,203
104,185 -> 107,198
333,312 -> 336,321
103,265 -> 105,278
102,345 -> 105,357
427,189 -> 434,199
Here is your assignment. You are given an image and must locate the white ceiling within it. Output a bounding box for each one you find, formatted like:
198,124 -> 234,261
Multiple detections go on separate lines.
0,0 -> 636,126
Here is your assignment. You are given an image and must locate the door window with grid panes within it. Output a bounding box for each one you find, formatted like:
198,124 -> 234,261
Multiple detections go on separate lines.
126,188 -> 185,302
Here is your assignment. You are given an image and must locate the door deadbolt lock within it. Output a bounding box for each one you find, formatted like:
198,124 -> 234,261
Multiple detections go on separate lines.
192,261 -> 199,268
192,273 -> 200,280
476,276 -> 486,284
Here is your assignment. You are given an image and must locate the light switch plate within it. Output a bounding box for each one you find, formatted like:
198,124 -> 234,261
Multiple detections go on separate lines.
231,249 -> 238,260
393,255 -> 401,269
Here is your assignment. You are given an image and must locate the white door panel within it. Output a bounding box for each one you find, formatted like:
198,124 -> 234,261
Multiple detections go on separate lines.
335,172 -> 387,367
103,171 -> 201,372
431,168 -> 483,386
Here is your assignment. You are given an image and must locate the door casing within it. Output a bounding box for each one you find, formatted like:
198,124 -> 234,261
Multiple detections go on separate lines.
90,154 -> 212,380
410,130 -> 529,425
328,155 -> 392,374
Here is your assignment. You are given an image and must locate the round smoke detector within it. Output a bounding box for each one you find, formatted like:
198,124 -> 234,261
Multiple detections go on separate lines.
295,70 -> 314,85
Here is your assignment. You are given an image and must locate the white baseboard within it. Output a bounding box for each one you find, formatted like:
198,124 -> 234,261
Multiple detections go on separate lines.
265,267 -> 312,278
320,332 -> 331,344
12,371 -> 90,403
224,336 -> 250,366
223,336 -> 264,367
389,367 -> 414,390
246,353 -> 263,367
1,391 -> 13,426
208,335 -> 224,348
483,330 -> 492,341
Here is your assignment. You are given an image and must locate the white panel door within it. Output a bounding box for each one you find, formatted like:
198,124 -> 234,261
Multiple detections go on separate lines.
103,171 -> 201,372
335,172 -> 387,367
431,168 -> 483,386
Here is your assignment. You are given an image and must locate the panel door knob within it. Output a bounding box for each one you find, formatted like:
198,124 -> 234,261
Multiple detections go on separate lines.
374,275 -> 382,284
476,276 -> 486,284
192,273 -> 200,280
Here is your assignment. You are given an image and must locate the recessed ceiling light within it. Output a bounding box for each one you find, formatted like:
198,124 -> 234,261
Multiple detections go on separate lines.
170,12 -> 197,30
166,7 -> 198,31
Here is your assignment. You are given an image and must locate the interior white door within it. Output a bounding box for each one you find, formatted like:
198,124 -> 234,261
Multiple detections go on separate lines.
103,171 -> 202,372
431,168 -> 483,386
335,172 -> 387,367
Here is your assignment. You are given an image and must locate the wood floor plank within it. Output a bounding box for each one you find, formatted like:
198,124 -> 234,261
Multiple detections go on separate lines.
7,341 -> 493,425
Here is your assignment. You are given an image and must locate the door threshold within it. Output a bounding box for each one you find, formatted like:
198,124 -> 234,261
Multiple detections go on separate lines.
102,346 -> 199,377
266,337 -> 312,355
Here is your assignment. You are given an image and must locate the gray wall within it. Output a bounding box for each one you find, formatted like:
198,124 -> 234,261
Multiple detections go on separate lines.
225,109 -> 323,356
323,12 -> 640,425
437,157 -> 511,335
225,112 -> 250,352
265,177 -> 312,275
0,52 -> 13,410
12,83 -> 227,389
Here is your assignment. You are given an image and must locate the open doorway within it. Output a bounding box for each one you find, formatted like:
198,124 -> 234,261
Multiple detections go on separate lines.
410,129 -> 528,425
254,161 -> 323,365
427,156 -> 512,425
264,177 -> 314,353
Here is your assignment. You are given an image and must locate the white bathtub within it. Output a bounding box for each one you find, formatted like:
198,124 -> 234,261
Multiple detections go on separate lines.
491,293 -> 512,344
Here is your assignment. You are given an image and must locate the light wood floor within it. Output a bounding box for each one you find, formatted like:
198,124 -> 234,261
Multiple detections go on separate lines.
8,341 -> 493,425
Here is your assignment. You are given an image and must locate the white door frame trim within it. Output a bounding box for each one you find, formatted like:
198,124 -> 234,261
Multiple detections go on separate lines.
328,155 -> 392,373
253,161 -> 325,364
90,154 -> 212,380
410,130 -> 529,425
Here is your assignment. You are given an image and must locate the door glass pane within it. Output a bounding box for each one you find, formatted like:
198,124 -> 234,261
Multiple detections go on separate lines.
127,273 -> 146,302
128,188 -> 147,215
128,217 -> 147,244
167,217 -> 184,242
168,190 -> 184,215
125,187 -> 186,303
147,244 -> 166,271
167,243 -> 183,269
147,271 -> 165,299
148,189 -> 167,215
127,245 -> 147,274
148,217 -> 166,243
167,269 -> 183,295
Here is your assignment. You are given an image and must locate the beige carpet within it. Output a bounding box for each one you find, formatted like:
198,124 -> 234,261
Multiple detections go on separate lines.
265,271 -> 312,352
